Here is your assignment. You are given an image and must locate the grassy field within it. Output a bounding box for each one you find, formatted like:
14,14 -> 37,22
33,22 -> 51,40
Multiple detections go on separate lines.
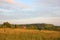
0,28 -> 60,40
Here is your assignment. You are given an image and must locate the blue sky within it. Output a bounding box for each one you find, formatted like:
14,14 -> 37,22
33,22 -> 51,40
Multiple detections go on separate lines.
0,0 -> 60,25
14,0 -> 33,5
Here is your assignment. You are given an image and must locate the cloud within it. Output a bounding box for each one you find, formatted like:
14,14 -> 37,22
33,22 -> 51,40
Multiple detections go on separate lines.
31,0 -> 60,17
0,8 -> 13,12
35,0 -> 60,7
0,0 -> 60,25
0,0 -> 33,20
0,0 -> 32,9
5,0 -> 14,3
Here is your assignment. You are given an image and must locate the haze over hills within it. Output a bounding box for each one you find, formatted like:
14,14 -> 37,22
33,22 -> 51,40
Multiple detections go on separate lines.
0,17 -> 60,26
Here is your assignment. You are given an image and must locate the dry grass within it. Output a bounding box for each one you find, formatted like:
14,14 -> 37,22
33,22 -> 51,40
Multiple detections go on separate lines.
0,28 -> 60,40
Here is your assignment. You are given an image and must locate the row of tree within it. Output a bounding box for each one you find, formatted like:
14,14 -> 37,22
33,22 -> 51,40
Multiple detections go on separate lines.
0,22 -> 60,31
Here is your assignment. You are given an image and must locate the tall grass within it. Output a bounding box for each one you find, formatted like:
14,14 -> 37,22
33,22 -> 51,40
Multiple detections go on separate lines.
0,28 -> 60,40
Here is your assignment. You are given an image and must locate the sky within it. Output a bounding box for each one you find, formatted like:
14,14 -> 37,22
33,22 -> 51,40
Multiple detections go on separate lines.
0,0 -> 60,25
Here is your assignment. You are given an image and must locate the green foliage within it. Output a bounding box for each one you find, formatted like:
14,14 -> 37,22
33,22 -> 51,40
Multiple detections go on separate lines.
2,22 -> 11,28
15,24 -> 19,28
27,24 -> 37,30
54,26 -> 60,31
0,22 -> 60,31
44,24 -> 54,30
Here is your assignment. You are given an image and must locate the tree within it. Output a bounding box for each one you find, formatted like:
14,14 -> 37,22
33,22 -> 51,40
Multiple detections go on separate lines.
15,24 -> 18,28
27,24 -> 37,30
2,22 -> 11,28
44,24 -> 54,30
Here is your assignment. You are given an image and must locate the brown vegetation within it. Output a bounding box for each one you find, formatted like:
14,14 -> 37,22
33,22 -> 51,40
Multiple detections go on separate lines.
0,28 -> 60,40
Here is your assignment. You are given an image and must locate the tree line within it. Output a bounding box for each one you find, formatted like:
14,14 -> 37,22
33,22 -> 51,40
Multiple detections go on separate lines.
0,22 -> 60,31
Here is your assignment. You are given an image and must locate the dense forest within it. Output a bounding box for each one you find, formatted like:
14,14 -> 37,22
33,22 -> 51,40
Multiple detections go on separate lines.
0,22 -> 60,31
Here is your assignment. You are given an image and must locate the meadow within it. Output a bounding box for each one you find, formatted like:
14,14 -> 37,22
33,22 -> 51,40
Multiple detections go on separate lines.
0,28 -> 60,40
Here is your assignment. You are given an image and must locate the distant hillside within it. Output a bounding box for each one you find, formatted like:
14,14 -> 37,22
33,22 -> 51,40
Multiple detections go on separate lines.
0,22 -> 60,31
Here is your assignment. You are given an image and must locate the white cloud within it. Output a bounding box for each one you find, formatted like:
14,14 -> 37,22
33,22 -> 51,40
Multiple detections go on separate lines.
35,0 -> 60,7
0,8 -> 13,12
0,0 -> 32,10
0,0 -> 60,25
